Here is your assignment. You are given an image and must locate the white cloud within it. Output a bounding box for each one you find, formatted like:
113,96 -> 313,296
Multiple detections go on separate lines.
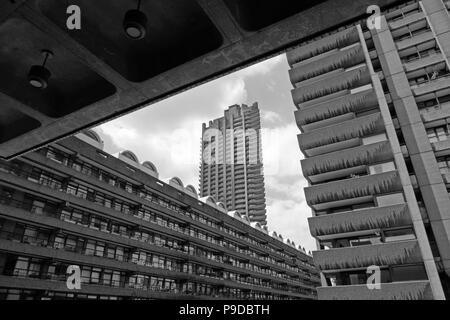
261,110 -> 282,124
266,199 -> 316,253
261,124 -> 303,177
217,78 -> 248,109
240,55 -> 283,77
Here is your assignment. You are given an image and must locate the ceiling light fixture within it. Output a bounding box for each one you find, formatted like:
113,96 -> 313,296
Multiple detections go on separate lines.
28,50 -> 53,89
123,0 -> 147,40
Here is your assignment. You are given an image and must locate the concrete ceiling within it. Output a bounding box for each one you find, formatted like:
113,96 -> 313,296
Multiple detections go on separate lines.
0,0 -> 406,160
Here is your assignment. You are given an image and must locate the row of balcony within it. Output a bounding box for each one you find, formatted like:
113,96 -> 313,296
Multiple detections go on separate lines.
304,170 -> 403,210
312,240 -> 421,271
308,203 -> 411,239
298,112 -> 386,157
301,140 -> 394,183
295,88 -> 379,131
317,280 -> 431,300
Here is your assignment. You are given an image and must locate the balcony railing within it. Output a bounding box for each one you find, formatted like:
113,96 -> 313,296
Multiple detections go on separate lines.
312,240 -> 422,271
298,112 -> 385,152
308,203 -> 411,238
317,280 -> 432,300
301,140 -> 393,178
287,26 -> 359,66
304,170 -> 402,207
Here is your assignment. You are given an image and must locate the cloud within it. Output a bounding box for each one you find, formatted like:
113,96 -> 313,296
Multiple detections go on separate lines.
261,124 -> 303,177
217,78 -> 248,110
266,199 -> 316,252
261,110 -> 282,124
240,55 -> 284,77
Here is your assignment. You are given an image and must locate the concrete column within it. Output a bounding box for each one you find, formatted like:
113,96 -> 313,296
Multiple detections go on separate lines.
362,21 -> 446,299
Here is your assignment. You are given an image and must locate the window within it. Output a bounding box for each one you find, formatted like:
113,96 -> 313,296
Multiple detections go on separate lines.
384,227 -> 415,242
391,264 -> 427,282
427,125 -> 449,143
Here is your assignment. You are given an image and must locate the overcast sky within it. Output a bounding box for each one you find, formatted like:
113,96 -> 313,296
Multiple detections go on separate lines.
95,54 -> 315,252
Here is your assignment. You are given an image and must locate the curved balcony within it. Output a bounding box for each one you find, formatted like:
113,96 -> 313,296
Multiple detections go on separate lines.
308,203 -> 410,238
291,65 -> 371,106
295,88 -> 378,128
289,44 -> 365,85
313,240 -> 421,271
301,140 -> 393,178
304,170 -> 402,208
287,26 -> 359,66
298,112 -> 385,153
317,280 -> 432,300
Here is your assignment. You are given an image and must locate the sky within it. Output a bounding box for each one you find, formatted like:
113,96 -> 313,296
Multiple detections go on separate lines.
95,54 -> 316,252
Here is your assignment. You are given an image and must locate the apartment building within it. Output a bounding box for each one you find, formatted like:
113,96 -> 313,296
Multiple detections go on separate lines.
287,0 -> 450,299
0,130 -> 319,300
200,103 -> 267,225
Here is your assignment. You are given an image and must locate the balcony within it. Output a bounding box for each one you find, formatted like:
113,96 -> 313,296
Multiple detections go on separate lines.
309,203 -> 410,239
304,170 -> 402,209
405,56 -> 446,80
396,31 -> 434,51
294,88 -> 378,128
432,137 -> 450,153
289,43 -> 365,85
389,11 -> 426,31
291,65 -> 371,106
287,26 -> 359,66
317,280 -> 432,300
420,102 -> 450,123
298,112 -> 385,155
412,76 -> 450,97
313,240 -> 421,271
301,140 -> 393,180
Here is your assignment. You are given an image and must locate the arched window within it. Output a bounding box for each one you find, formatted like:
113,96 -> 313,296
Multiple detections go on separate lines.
142,161 -> 158,173
120,150 -> 139,163
82,129 -> 102,143
170,177 -> 184,188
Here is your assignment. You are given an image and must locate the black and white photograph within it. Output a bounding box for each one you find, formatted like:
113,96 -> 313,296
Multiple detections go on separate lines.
0,0 -> 449,314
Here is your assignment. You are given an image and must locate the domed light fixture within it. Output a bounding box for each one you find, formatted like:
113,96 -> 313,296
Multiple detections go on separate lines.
123,0 -> 147,40
28,50 -> 53,89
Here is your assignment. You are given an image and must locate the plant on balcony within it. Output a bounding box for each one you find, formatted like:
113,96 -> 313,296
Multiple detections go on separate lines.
309,204 -> 409,236
318,281 -> 431,300
306,171 -> 402,205
314,240 -> 420,270
299,112 -> 384,150
298,89 -> 376,125
303,141 -> 392,176
289,27 -> 360,64
293,66 -> 370,105
291,45 -> 364,84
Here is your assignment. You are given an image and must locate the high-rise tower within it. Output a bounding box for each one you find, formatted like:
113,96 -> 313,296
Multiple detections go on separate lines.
200,103 -> 267,224
288,0 -> 450,299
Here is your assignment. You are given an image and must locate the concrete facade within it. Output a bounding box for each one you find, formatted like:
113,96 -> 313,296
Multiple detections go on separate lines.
0,0 -> 410,161
287,0 -> 450,299
200,103 -> 267,225
0,130 -> 319,300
